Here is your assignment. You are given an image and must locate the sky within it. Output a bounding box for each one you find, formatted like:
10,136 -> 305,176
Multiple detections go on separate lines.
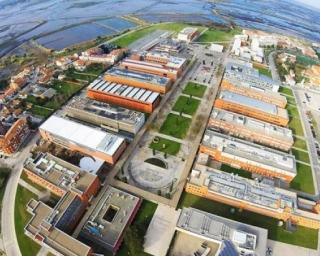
296,0 -> 320,9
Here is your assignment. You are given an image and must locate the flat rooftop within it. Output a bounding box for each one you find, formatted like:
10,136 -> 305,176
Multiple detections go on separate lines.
105,67 -> 170,86
210,108 -> 293,142
189,163 -> 297,212
177,207 -> 268,256
218,91 -> 288,119
81,186 -> 140,249
88,79 -> 160,104
24,153 -> 97,196
67,97 -> 145,126
40,115 -> 125,157
179,27 -> 198,34
145,52 -> 187,69
121,59 -> 178,74
25,198 -> 91,256
225,62 -> 279,92
202,129 -> 296,175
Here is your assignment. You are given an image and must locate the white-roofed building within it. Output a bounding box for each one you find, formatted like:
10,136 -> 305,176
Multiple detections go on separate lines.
39,115 -> 126,164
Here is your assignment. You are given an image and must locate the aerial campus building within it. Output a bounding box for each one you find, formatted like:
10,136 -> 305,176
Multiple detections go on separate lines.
80,186 -> 141,254
87,79 -> 160,113
25,193 -> 92,256
0,118 -> 29,155
104,67 -> 172,94
176,207 -> 268,256
220,80 -> 287,108
66,97 -> 145,136
39,116 -> 126,164
214,91 -> 289,127
224,62 -> 279,92
200,129 -> 296,182
153,39 -> 183,53
23,153 -> 100,200
177,27 -> 200,42
185,161 -> 320,229
209,108 -> 294,152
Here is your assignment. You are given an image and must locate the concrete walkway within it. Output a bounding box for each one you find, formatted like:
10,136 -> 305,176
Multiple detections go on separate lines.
267,239 -> 319,256
170,110 -> 193,119
149,131 -> 187,145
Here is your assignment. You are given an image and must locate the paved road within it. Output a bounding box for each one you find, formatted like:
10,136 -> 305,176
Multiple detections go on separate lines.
0,133 -> 39,256
268,51 -> 281,83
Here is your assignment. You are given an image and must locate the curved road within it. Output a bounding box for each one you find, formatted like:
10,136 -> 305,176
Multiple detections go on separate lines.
1,133 -> 39,256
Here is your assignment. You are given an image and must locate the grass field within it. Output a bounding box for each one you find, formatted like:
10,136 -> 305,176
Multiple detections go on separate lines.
182,82 -> 207,98
113,23 -> 205,47
15,185 -> 41,256
160,113 -> 191,139
292,148 -> 310,164
287,104 -> 299,118
220,164 -> 252,179
178,192 -> 318,249
253,64 -> 272,78
117,200 -> 157,256
290,163 -> 315,194
288,117 -> 305,137
279,86 -> 294,97
293,137 -> 308,151
149,137 -> 181,156
196,27 -> 241,43
172,96 -> 200,116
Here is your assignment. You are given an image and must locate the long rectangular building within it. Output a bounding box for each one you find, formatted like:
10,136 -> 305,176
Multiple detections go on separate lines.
209,108 -> 294,152
224,62 -> 279,92
120,59 -> 179,80
214,91 -> 289,127
23,153 -> 100,200
104,67 -> 172,94
221,80 -> 287,108
80,186 -> 141,254
186,162 -> 320,229
200,129 -> 296,182
66,97 -> 145,135
39,116 -> 126,164
87,79 -> 160,113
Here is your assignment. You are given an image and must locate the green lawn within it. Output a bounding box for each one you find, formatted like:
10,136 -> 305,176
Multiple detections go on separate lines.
85,63 -> 105,76
183,82 -> 207,98
290,163 -> 315,194
293,137 -> 308,151
196,27 -> 241,43
178,192 -> 318,249
149,137 -> 181,156
15,185 -> 41,256
286,96 -> 297,106
287,105 -> 299,118
292,148 -> 310,164
279,86 -> 294,97
288,117 -> 305,137
220,164 -> 252,179
29,105 -> 53,118
51,80 -> 83,97
117,200 -> 157,256
160,113 -> 191,139
172,96 -> 200,116
113,23 -> 205,47
253,64 -> 272,78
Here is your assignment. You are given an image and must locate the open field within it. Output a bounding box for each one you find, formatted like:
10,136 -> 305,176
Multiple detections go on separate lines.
288,117 -> 305,137
182,82 -> 207,98
160,113 -> 191,139
196,27 -> 241,43
287,105 -> 299,118
279,86 -> 294,97
293,137 -> 308,151
220,164 -> 252,179
178,192 -> 318,249
172,96 -> 200,116
149,136 -> 181,156
15,185 -> 41,256
113,23 -> 206,47
290,163 -> 315,194
292,148 -> 310,164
